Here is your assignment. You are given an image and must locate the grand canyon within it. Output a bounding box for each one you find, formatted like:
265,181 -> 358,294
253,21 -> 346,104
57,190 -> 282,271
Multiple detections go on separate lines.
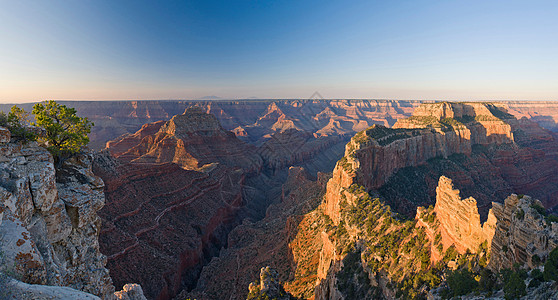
3,2 -> 558,299
2,99 -> 558,300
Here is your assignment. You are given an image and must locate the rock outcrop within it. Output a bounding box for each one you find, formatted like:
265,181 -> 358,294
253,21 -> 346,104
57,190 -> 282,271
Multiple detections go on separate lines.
433,176 -> 497,254
246,267 -> 294,300
0,126 -> 145,299
489,194 -> 558,270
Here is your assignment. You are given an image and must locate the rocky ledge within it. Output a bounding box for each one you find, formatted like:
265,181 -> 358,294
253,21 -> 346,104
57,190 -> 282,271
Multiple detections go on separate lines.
0,127 -> 145,299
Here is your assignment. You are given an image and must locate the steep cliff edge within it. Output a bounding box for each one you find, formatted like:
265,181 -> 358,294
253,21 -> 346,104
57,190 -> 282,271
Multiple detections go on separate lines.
489,194 -> 558,271
0,127 -> 146,299
432,176 -> 496,255
177,167 -> 328,300
265,102 -> 558,299
374,102 -> 558,216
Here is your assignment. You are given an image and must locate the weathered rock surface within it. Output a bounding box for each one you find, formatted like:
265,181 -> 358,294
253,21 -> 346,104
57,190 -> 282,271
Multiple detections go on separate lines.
0,277 -> 101,300
433,176 -> 496,254
246,266 -> 295,300
113,284 -> 148,300
0,126 -> 10,143
94,153 -> 245,300
489,194 -> 558,270
0,130 -> 146,299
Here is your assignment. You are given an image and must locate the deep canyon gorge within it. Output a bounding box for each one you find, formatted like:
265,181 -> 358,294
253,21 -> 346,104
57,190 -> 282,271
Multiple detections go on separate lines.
2,100 -> 558,299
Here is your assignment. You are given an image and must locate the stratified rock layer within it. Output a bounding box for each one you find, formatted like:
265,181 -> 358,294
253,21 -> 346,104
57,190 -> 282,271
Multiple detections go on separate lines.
0,127 -> 146,299
489,194 -> 558,270
434,176 -> 496,254
178,167 -> 327,300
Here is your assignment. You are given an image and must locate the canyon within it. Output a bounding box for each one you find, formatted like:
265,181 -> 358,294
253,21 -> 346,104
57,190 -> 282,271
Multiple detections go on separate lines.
4,100 -> 558,151
92,101 -> 558,299
3,100 -> 558,299
94,106 -> 348,299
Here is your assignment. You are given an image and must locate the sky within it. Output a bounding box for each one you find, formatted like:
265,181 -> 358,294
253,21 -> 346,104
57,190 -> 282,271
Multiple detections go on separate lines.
0,0 -> 557,103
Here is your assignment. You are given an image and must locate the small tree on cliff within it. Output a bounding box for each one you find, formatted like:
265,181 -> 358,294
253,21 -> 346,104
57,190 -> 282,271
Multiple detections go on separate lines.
0,105 -> 36,141
32,100 -> 93,162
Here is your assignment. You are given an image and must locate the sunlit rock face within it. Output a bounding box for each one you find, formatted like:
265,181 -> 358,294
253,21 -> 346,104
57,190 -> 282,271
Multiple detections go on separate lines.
433,176 -> 496,254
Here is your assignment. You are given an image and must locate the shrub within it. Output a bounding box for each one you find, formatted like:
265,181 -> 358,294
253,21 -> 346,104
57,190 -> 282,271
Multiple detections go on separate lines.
32,100 -> 93,162
529,269 -> 543,288
515,208 -> 525,220
478,268 -> 496,292
0,106 -> 36,141
446,268 -> 477,297
544,247 -> 558,282
503,271 -> 526,300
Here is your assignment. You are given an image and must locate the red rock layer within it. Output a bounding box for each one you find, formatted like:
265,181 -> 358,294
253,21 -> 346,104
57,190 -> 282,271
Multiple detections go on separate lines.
106,107 -> 263,173
177,167 -> 328,300
94,158 -> 244,300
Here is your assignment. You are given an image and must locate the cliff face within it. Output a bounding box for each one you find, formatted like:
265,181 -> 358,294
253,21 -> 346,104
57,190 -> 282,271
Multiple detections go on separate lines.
433,176 -> 497,255
163,167 -> 325,300
94,153 -> 245,300
489,194 -> 558,270
372,103 -> 558,216
0,127 -> 145,299
97,108 -> 346,300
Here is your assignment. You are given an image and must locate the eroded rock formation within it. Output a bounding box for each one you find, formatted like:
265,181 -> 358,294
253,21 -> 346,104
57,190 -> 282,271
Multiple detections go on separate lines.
0,127 -> 145,299
176,167 -> 327,300
433,176 -> 496,254
489,194 -> 558,270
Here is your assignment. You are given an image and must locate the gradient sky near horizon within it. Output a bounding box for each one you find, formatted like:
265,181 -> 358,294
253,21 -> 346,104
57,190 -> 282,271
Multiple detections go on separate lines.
1,0 -> 557,103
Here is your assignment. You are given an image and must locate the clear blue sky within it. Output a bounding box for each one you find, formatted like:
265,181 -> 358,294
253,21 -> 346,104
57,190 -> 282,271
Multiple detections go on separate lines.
1,0 -> 557,102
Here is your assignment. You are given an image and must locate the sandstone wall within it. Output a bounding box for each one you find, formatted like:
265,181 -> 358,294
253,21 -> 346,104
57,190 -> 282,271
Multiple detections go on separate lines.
433,176 -> 496,254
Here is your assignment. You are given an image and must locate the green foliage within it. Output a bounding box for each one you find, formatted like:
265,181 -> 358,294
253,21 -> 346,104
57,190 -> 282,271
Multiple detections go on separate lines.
478,268 -> 496,293
546,214 -> 558,226
32,100 -> 93,161
0,106 -> 36,142
544,247 -> 558,282
530,203 -> 547,216
515,208 -> 525,220
445,269 -> 478,297
337,251 -> 378,299
443,245 -> 458,262
529,269 -> 543,288
532,254 -> 541,266
503,271 -> 526,300
434,233 -> 442,245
